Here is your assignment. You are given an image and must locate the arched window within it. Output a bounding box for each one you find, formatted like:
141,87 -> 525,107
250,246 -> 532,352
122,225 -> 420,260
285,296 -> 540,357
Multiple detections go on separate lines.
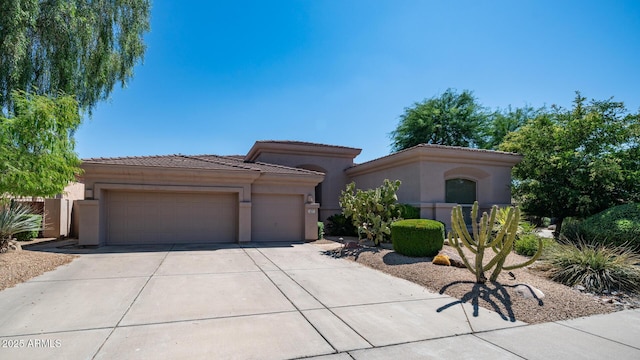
446,178 -> 477,224
445,178 -> 477,204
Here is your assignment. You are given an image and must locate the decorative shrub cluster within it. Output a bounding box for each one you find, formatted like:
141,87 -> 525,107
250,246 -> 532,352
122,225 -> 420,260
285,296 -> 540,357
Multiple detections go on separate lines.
325,213 -> 358,237
514,233 -> 555,256
541,240 -> 640,293
317,222 -> 324,240
580,203 -> 640,250
398,204 -> 420,219
391,219 -> 444,257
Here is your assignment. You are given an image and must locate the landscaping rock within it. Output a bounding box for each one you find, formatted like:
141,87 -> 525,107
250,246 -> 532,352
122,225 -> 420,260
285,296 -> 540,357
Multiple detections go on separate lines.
515,284 -> 545,300
574,285 -> 586,292
343,241 -> 360,250
432,254 -> 451,266
8,240 -> 22,251
438,249 -> 466,268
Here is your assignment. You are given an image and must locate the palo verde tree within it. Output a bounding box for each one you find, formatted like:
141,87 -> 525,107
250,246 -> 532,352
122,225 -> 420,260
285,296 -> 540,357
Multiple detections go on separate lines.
499,92 -> 640,236
0,0 -> 151,114
0,90 -> 81,197
389,89 -> 490,151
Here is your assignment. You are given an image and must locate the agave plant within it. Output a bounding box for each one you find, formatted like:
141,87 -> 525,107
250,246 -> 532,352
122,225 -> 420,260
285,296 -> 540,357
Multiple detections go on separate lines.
541,237 -> 640,293
0,202 -> 42,252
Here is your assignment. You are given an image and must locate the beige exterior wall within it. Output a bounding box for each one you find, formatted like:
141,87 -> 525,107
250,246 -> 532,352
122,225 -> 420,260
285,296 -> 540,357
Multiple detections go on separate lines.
43,182 -> 85,238
246,142 -> 360,221
346,145 -> 521,229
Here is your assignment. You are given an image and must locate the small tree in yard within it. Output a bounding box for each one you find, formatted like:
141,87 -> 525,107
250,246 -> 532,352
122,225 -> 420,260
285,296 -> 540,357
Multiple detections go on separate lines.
339,179 -> 402,246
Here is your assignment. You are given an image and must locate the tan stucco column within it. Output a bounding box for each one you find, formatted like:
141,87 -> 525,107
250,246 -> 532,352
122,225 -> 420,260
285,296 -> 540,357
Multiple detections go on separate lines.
238,201 -> 251,243
304,203 -> 321,241
78,200 -> 100,246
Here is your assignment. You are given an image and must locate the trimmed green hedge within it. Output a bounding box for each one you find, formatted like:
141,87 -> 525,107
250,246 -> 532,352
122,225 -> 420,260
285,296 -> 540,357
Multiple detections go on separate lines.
391,219 -> 444,257
317,222 -> 324,240
580,203 -> 640,250
398,204 -> 420,219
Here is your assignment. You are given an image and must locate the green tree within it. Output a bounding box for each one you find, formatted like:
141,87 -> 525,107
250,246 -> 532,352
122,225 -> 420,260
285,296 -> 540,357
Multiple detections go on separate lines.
0,0 -> 150,113
484,105 -> 541,150
0,90 -> 81,197
499,92 -> 640,236
389,89 -> 489,151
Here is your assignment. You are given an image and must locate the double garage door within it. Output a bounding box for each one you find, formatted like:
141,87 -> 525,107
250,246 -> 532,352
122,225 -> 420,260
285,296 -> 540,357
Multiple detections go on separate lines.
105,191 -> 305,244
106,191 -> 238,244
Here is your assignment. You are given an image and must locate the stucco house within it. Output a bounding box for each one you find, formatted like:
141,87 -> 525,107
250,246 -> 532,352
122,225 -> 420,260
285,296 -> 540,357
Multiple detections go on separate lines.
77,140 -> 521,246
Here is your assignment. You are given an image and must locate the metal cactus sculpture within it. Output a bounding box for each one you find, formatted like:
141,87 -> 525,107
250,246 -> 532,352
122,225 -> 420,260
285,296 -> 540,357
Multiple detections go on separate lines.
448,201 -> 543,283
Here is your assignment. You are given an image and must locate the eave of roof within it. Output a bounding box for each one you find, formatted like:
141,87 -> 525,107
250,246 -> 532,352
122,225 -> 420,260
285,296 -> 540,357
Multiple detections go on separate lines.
347,143 -> 522,176
245,140 -> 362,162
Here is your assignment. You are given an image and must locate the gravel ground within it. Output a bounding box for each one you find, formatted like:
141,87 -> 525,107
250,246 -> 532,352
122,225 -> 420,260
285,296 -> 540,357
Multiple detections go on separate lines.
315,238 -> 631,324
0,249 -> 76,291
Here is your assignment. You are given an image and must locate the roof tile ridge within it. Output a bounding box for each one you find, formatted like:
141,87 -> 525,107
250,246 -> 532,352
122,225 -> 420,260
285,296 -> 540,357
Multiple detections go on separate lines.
252,160 -> 325,175
83,154 -> 170,161
183,154 -> 260,171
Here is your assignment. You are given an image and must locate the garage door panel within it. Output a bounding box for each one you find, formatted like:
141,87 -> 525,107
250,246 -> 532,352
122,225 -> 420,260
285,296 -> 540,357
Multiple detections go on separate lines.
107,191 -> 237,244
252,194 -> 303,242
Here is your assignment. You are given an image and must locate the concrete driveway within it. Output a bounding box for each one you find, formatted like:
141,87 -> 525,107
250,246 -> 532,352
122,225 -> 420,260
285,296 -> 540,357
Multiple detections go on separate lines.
1,242 -> 640,359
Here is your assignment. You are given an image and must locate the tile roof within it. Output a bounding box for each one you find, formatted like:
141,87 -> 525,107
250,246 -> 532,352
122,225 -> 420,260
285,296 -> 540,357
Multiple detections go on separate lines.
83,154 -> 323,175
252,140 -> 361,151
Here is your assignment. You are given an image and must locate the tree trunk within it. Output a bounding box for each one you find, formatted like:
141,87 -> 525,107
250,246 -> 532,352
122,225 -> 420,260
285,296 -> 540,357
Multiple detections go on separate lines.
554,217 -> 564,239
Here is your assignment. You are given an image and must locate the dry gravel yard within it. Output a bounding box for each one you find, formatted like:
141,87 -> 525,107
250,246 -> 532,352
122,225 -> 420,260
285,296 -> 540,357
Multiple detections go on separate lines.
0,248 -> 76,291
316,237 -> 637,324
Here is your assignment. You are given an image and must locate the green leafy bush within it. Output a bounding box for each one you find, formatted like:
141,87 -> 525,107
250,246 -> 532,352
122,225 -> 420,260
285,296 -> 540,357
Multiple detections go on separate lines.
398,204 -> 420,219
391,219 -> 444,257
339,179 -> 402,246
15,214 -> 41,241
325,213 -> 358,237
317,222 -> 324,240
515,233 -> 555,256
559,217 -> 588,243
580,203 -> 640,250
541,240 -> 640,293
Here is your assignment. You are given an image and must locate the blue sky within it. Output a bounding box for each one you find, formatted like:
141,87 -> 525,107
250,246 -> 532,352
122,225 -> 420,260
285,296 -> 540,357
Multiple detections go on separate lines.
75,0 -> 640,163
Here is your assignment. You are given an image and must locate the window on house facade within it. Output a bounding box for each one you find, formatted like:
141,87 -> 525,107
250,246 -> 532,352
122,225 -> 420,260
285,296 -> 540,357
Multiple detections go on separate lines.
446,178 -> 477,224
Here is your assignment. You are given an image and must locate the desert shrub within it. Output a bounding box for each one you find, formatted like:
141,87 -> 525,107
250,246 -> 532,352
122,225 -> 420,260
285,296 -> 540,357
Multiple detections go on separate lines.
317,222 -> 324,240
514,233 -> 555,256
398,204 -> 420,219
450,202 -> 543,283
339,179 -> 402,246
580,203 -> 640,250
541,239 -> 640,293
391,219 -> 444,257
15,214 -> 42,241
325,213 -> 358,237
0,202 -> 42,252
559,217 -> 587,243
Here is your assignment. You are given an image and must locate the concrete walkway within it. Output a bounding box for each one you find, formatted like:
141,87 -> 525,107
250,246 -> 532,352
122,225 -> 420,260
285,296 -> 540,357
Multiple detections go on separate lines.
0,242 -> 639,359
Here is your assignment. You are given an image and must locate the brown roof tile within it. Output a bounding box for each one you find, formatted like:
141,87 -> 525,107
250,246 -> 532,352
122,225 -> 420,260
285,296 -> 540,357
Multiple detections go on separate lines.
83,154 -> 323,175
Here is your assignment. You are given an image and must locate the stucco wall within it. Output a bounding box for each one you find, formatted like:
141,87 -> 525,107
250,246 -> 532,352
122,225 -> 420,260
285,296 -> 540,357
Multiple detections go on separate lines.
346,145 -> 521,228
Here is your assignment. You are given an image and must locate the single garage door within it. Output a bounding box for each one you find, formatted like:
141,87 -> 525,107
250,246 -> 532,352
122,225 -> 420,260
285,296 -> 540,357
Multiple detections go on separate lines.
106,191 -> 237,244
252,194 -> 303,242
